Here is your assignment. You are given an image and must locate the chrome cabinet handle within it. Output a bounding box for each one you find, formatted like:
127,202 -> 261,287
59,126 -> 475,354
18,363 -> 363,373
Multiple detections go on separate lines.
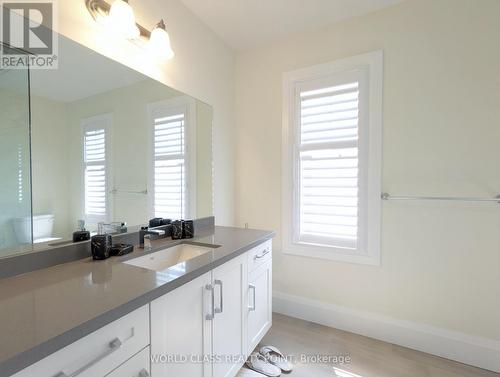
254,248 -> 270,260
214,279 -> 223,314
205,284 -> 215,320
248,284 -> 256,311
53,337 -> 122,377
138,369 -> 150,377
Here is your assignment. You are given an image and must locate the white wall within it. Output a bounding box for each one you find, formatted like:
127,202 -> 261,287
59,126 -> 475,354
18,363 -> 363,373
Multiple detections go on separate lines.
55,0 -> 235,225
234,0 -> 500,344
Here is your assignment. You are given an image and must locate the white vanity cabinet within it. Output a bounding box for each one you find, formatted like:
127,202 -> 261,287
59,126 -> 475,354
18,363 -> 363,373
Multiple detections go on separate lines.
150,253 -> 248,377
150,272 -> 213,377
12,306 -> 150,377
246,240 -> 272,354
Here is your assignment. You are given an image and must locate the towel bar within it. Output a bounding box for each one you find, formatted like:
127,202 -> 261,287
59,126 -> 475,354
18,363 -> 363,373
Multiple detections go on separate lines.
381,192 -> 500,203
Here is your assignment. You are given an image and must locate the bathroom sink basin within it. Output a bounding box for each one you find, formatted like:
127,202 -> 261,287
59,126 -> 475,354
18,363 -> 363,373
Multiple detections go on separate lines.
123,243 -> 217,272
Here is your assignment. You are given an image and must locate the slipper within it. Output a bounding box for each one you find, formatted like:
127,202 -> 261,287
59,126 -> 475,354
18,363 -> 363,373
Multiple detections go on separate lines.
237,366 -> 269,376
245,352 -> 281,377
260,346 -> 294,373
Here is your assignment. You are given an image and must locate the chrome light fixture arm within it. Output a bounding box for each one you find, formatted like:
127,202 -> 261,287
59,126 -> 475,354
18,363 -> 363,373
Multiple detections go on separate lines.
85,0 -> 151,39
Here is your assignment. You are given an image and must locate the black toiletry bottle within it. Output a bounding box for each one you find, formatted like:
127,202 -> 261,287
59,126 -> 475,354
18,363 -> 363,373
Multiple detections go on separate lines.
160,218 -> 172,226
91,234 -> 112,260
184,220 -> 194,238
171,220 -> 184,240
149,218 -> 164,228
91,224 -> 112,260
73,229 -> 90,242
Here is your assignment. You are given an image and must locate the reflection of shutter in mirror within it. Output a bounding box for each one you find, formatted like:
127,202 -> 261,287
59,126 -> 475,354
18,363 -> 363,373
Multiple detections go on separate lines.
154,113 -> 186,220
83,126 -> 108,221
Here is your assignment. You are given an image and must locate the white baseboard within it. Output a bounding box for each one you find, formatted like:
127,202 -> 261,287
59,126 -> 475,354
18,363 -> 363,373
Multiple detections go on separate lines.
273,291 -> 500,373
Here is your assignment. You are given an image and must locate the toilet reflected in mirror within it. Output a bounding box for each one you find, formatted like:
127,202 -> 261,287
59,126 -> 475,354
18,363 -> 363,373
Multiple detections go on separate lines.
12,214 -> 58,244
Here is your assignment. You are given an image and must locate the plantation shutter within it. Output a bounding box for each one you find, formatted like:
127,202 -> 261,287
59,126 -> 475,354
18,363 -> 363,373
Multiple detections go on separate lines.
153,112 -> 186,220
83,126 -> 108,220
298,81 -> 360,249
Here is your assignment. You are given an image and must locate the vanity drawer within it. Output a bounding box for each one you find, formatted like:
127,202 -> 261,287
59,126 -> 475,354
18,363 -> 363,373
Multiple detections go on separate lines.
13,305 -> 149,377
247,240 -> 272,271
105,347 -> 150,377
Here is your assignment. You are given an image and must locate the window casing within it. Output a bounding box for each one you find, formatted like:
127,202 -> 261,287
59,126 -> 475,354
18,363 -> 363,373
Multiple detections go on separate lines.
282,51 -> 383,265
148,97 -> 196,220
81,114 -> 112,224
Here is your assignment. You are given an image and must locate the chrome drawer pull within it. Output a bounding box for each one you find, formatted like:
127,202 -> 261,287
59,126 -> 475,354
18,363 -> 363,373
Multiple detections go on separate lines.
53,337 -> 122,377
206,284 -> 215,320
254,248 -> 270,260
214,279 -> 224,314
248,284 -> 256,311
138,369 -> 150,377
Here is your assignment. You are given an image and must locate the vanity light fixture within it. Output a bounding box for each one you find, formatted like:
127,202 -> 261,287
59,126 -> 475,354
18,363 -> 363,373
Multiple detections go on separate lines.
147,20 -> 175,60
85,0 -> 175,60
106,0 -> 139,39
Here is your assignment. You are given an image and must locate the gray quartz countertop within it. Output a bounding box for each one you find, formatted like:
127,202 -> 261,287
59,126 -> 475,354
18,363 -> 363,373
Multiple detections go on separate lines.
0,226 -> 275,377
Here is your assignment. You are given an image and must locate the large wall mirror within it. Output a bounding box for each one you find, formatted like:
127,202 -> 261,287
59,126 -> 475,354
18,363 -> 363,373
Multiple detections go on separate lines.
0,35 -> 213,257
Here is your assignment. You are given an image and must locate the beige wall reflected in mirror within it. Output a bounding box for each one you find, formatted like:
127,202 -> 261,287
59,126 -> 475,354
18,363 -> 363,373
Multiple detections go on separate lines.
5,35 -> 213,249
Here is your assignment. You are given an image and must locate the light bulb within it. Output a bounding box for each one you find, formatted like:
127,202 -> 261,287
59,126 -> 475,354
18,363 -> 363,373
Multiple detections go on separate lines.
107,0 -> 139,39
147,20 -> 175,60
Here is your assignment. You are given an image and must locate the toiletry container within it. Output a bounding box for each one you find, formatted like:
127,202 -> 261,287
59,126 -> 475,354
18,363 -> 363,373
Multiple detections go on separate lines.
171,220 -> 183,239
73,230 -> 90,242
184,220 -> 194,238
73,220 -> 91,242
149,218 -> 163,228
91,234 -> 113,260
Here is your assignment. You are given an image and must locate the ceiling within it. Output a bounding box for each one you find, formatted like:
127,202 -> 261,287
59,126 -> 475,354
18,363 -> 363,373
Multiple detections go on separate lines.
180,0 -> 405,50
29,36 -> 148,103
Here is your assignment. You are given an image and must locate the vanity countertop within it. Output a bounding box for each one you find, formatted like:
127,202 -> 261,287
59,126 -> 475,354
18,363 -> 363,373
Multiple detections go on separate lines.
0,226 -> 275,377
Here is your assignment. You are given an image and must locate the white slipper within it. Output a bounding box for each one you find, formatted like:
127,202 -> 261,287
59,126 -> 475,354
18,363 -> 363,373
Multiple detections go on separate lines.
245,352 -> 281,377
260,346 -> 293,373
237,366 -> 269,376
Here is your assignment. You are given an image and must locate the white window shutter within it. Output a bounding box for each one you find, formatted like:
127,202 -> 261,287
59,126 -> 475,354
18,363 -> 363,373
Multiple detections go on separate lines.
82,115 -> 111,223
298,82 -> 360,249
84,128 -> 107,218
153,113 -> 186,219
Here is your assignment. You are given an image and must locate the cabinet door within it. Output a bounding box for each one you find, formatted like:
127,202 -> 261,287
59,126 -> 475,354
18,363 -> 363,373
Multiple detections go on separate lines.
247,259 -> 272,353
151,272 -> 213,377
105,347 -> 150,377
212,254 -> 247,377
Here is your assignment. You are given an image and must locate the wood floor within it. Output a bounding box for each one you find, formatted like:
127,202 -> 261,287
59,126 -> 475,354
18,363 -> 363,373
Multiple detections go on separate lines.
251,313 -> 499,377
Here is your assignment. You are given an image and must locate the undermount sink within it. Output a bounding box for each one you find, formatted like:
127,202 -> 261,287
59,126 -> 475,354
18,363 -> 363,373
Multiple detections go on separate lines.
123,243 -> 217,272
